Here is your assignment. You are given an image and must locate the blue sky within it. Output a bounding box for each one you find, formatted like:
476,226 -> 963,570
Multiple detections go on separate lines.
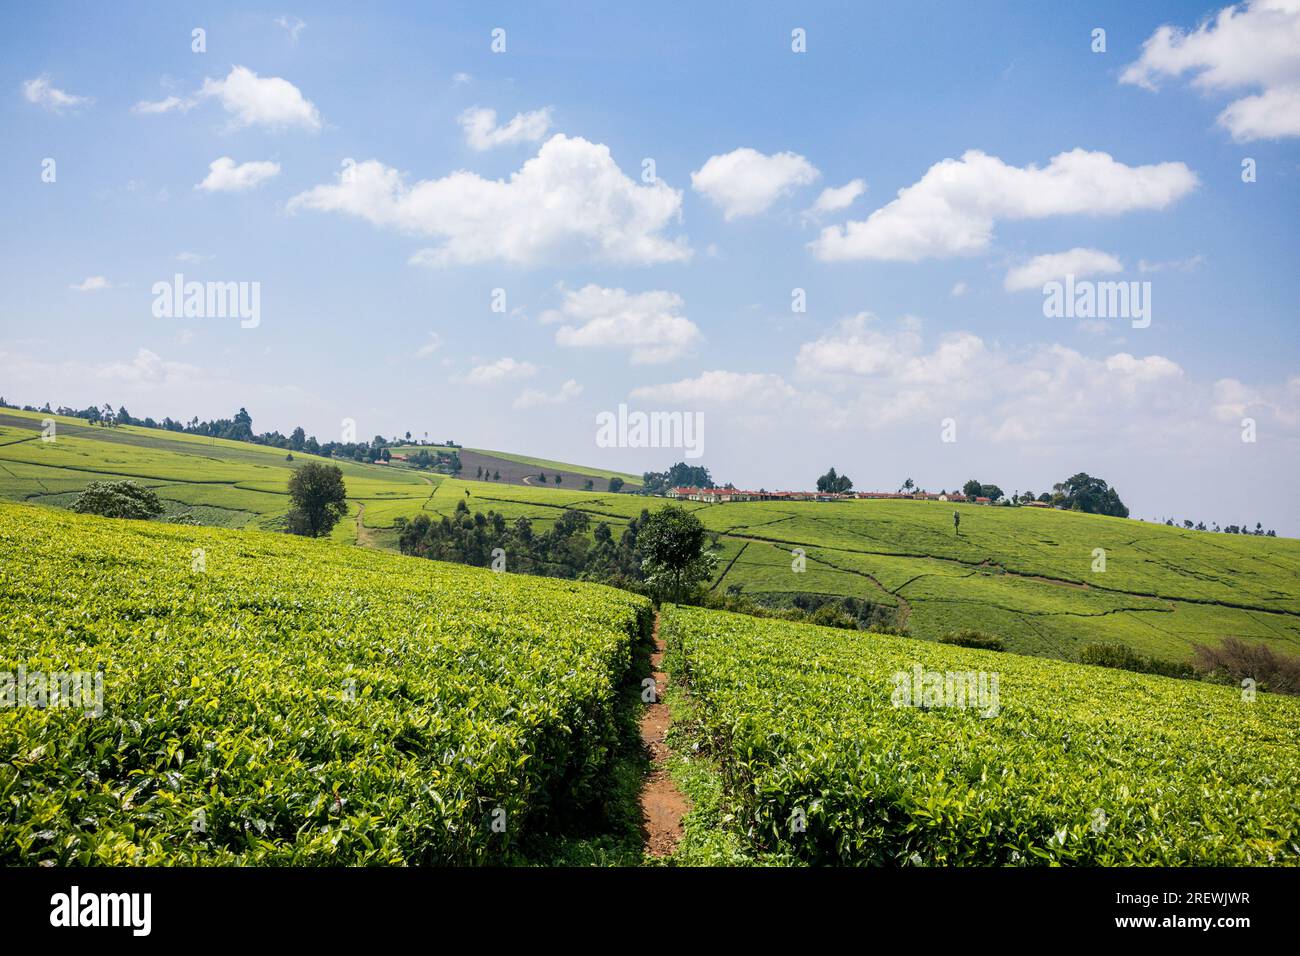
3,1 -> 1299,531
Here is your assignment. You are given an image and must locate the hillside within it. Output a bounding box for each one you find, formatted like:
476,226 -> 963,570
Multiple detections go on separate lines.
0,502 -> 651,865
661,604 -> 1300,865
2,408 -> 1298,668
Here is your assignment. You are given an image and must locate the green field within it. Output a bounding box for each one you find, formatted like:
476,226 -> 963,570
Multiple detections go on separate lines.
0,502 -> 651,865
661,604 -> 1300,865
2,409 -> 1298,668
466,448 -> 642,485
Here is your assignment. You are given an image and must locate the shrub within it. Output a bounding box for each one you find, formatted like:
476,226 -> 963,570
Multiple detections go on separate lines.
1193,637 -> 1300,696
1078,642 -> 1195,680
70,480 -> 164,520
939,629 -> 1005,651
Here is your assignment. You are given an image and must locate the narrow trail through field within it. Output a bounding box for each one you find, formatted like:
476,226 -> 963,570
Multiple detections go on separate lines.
640,612 -> 687,858
354,502 -> 381,549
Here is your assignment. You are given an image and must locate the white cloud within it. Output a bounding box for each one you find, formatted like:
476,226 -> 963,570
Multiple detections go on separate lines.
200,65 -> 320,130
459,106 -> 553,150
96,349 -> 200,387
513,379 -> 582,409
541,284 -> 701,364
631,370 -> 796,404
808,178 -> 866,216
691,148 -> 820,219
461,357 -> 537,385
1004,248 -> 1123,291
22,75 -> 93,112
70,276 -> 110,292
1138,253 -> 1205,273
275,15 -> 307,43
132,95 -> 194,115
175,252 -> 214,264
810,149 -> 1197,262
289,134 -> 690,267
1122,0 -> 1300,141
950,281 -> 968,298
196,157 -> 281,192
415,332 -> 441,358
453,72 -> 473,86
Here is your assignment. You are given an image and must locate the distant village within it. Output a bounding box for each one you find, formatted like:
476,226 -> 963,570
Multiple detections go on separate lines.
665,487 -> 1045,506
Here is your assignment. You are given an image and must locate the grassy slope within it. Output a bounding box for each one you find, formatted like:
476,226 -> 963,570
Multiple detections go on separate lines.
0,501 -> 651,864
660,603 -> 1300,865
466,448 -> 642,485
2,409 -> 1297,665
373,476 -> 1300,664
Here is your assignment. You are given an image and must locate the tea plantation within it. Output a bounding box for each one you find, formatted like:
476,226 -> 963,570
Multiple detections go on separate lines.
0,503 -> 651,864
662,604 -> 1300,865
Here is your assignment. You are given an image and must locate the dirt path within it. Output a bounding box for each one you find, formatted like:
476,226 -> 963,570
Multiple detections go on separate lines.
354,502 -> 381,549
640,612 -> 688,858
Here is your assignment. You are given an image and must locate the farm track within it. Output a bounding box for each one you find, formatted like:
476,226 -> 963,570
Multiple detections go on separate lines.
710,540 -> 749,591
639,612 -> 687,858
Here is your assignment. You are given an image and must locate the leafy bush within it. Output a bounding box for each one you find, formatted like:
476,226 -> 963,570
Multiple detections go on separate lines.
0,502 -> 651,865
939,629 -> 1005,651
663,603 -> 1300,865
1193,637 -> 1300,696
1078,642 -> 1195,680
70,480 -> 164,520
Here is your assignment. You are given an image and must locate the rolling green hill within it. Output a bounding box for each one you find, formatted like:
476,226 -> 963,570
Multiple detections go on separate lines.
2,408 -> 1297,668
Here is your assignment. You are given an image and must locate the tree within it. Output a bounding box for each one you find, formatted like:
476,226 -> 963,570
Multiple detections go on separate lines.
286,463 -> 348,537
584,478 -> 595,491
641,463 -> 714,496
900,478 -> 915,494
608,477 -> 625,493
1054,473 -> 1128,517
980,484 -> 1004,503
816,467 -> 853,494
493,470 -> 500,481
637,506 -> 717,603
71,480 -> 164,520
963,479 -> 983,499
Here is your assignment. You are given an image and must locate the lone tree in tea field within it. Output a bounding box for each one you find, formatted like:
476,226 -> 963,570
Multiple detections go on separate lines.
286,463 -> 348,537
71,480 -> 165,520
638,505 -> 716,603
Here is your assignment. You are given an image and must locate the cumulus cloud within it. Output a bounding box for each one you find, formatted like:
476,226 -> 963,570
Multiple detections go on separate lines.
459,106 -> 553,150
200,66 -> 320,130
808,178 -> 866,216
22,75 -> 93,112
70,276 -> 110,292
631,370 -> 796,404
137,66 -> 320,130
1004,248 -> 1123,291
805,316 -> 1193,441
691,148 -> 820,219
461,357 -> 537,385
810,149 -> 1197,262
196,157 -> 281,192
289,135 -> 690,267
96,349 -> 201,387
1122,0 -> 1300,141
513,379 -> 582,409
541,284 -> 701,364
